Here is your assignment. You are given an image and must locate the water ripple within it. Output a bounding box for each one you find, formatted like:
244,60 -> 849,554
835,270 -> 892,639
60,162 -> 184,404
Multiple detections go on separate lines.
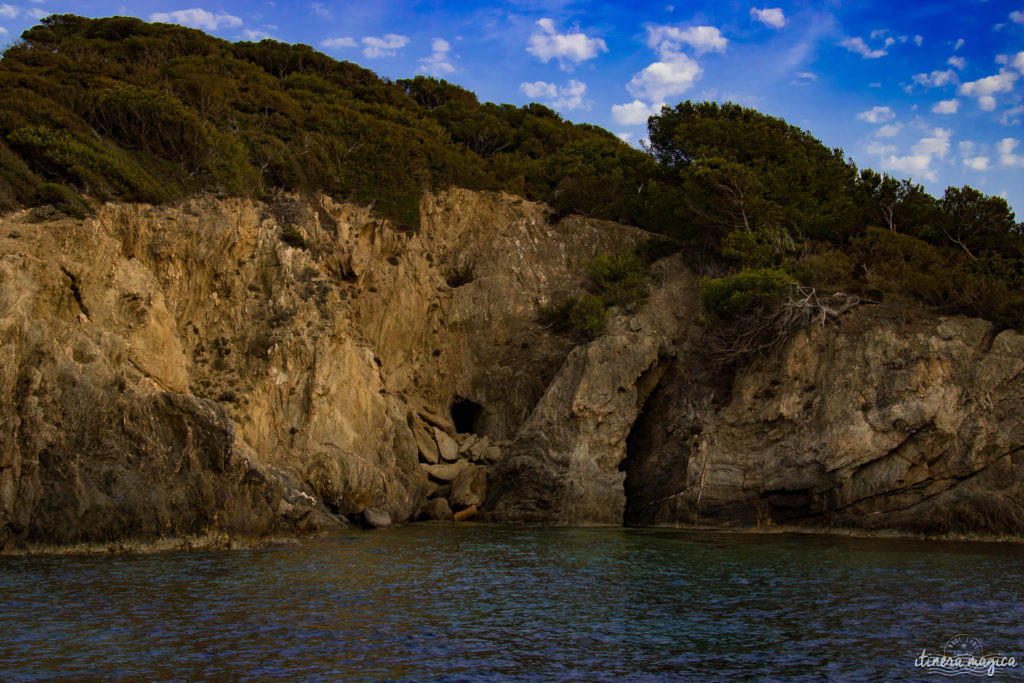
0,526 -> 1022,680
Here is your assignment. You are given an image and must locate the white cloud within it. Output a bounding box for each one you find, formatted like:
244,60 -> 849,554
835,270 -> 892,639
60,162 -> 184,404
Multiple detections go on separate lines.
521,81 -> 557,99
912,69 -> 957,87
791,71 -> 817,85
362,34 -> 409,58
26,7 -> 46,19
148,8 -> 242,31
840,36 -> 887,59
0,4 -> 18,19
932,99 -> 959,114
627,53 -> 702,103
958,69 -> 1018,109
0,26 -> 6,35
947,56 -> 965,70
321,36 -> 357,49
527,18 -> 607,69
953,38 -> 964,51
916,128 -> 951,158
867,141 -> 897,156
857,106 -> 894,123
419,38 -> 455,75
646,24 -> 727,56
881,128 -> 951,181
1006,51 -> 1024,76
310,3 -> 331,20
611,100 -> 661,125
870,28 -> 889,40
998,138 -> 1024,167
876,123 -> 901,137
1010,10 -> 1024,24
1001,105 -> 1024,126
963,156 -> 990,171
241,29 -> 273,41
869,82 -> 882,88
750,7 -> 786,29
913,35 -> 923,47
520,79 -> 588,110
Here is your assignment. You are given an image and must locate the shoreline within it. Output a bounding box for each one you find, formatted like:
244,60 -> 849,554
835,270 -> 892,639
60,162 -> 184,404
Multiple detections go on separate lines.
5,520 -> 1023,557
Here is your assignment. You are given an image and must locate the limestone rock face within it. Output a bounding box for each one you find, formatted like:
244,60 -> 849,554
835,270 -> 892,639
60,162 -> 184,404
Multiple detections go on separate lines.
484,263 -> 697,524
624,310 -> 1024,540
3,186 -> 1022,548
0,189 -> 644,549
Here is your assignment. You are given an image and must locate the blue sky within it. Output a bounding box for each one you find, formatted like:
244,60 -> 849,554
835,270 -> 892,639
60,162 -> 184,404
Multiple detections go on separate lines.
1,1 -> 1022,215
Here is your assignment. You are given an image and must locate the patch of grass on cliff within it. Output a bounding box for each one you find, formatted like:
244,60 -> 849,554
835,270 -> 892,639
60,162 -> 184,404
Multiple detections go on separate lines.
29,182 -> 89,218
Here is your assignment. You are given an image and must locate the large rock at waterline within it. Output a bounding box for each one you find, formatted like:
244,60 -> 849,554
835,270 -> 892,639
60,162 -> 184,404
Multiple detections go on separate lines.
418,498 -> 453,521
450,464 -> 488,510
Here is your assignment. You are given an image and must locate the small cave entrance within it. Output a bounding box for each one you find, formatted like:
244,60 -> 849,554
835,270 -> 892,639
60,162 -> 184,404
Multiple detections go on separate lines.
451,398 -> 483,434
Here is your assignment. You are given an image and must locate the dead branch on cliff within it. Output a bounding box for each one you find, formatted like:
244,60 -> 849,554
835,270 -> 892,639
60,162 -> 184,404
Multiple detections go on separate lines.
710,285 -> 860,363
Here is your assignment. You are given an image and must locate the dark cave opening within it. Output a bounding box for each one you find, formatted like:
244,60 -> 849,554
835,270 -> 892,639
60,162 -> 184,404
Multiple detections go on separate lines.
451,399 -> 483,434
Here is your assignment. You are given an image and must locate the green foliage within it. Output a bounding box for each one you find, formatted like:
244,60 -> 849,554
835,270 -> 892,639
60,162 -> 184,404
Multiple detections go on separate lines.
850,227 -> 1024,329
6,124 -> 164,201
569,293 -> 609,339
540,249 -> 652,338
633,235 -> 683,264
0,14 -> 664,231
29,181 -> 89,217
938,185 -> 1020,258
649,101 -> 857,241
721,227 -> 802,270
699,267 -> 794,318
584,251 -> 649,308
0,15 -> 1021,332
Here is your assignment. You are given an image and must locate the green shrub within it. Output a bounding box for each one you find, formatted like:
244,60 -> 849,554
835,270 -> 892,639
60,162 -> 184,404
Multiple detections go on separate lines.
699,267 -> 794,318
6,125 -> 164,201
569,293 -> 609,339
29,182 -> 89,218
721,227 -> 802,270
633,235 -> 683,264
585,250 -> 649,308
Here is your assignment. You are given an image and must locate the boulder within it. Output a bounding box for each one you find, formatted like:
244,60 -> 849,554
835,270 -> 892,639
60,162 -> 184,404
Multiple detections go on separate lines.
450,464 -> 488,510
419,498 -> 453,521
423,461 -> 471,483
434,427 -> 460,463
361,508 -> 392,529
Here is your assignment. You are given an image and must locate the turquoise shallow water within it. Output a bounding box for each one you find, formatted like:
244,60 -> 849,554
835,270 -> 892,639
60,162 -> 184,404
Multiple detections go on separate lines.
0,525 -> 1022,681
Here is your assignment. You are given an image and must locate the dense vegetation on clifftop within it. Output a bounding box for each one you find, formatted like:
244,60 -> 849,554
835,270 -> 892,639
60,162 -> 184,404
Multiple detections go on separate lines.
1,15 -> 1021,330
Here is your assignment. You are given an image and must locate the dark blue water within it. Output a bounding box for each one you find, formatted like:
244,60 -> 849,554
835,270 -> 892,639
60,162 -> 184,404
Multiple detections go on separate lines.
0,525 -> 1022,681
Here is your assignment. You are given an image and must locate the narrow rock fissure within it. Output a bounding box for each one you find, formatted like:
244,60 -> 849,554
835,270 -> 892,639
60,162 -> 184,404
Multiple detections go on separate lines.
620,387 -> 658,527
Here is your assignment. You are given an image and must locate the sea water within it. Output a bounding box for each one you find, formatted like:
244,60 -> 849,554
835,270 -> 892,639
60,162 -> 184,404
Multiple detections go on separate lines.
0,525 -> 1021,680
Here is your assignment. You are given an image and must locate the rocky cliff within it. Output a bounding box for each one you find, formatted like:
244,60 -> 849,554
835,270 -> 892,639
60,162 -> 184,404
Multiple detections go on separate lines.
0,189 -> 646,550
624,309 -> 1024,540
1,189 -> 1022,551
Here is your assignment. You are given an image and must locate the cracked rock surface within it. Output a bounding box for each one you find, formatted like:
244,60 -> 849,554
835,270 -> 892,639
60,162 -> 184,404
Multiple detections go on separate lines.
624,309 -> 1024,540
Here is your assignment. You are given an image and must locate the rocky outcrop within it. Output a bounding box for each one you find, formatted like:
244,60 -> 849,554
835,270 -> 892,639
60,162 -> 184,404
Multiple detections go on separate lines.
3,186 -> 1023,549
624,309 -> 1024,540
0,188 -> 645,550
484,262 -> 696,524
